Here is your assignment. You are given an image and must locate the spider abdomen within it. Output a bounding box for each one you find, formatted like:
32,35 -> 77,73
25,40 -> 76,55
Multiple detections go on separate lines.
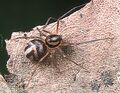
24,39 -> 47,61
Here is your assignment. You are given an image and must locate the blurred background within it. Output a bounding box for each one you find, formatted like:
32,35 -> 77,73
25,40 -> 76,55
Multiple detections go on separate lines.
0,0 -> 91,75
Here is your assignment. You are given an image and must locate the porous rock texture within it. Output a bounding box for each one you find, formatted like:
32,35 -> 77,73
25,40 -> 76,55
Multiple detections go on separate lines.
0,75 -> 12,93
4,0 -> 120,93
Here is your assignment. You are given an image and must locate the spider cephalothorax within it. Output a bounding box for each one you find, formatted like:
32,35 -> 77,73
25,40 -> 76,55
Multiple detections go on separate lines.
45,34 -> 62,48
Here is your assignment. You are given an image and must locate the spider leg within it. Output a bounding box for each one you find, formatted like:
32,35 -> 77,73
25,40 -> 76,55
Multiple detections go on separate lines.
49,50 -> 62,73
37,5 -> 86,35
57,3 -> 86,20
41,3 -> 87,33
57,47 -> 90,73
43,17 -> 57,29
26,52 -> 49,88
55,19 -> 60,34
50,4 -> 86,34
14,36 -> 40,40
69,37 -> 114,46
36,27 -> 51,37
56,3 -> 90,34
10,32 -> 41,40
35,17 -> 57,35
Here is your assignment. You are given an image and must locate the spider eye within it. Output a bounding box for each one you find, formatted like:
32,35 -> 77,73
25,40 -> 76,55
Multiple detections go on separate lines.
45,35 -> 62,48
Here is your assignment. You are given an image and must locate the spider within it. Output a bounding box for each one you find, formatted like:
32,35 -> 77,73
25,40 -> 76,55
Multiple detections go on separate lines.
23,3 -> 88,69
10,3 -> 89,87
11,2 -> 113,88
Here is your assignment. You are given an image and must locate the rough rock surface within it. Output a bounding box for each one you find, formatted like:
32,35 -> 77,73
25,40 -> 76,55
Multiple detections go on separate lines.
0,75 -> 12,93
5,0 -> 120,93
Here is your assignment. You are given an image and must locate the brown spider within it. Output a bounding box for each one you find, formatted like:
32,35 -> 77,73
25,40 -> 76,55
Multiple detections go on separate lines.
12,2 -> 113,88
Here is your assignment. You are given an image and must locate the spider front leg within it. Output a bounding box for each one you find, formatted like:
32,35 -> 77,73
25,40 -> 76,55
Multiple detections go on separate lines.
36,16 -> 64,36
36,27 -> 52,38
36,17 -> 57,36
43,17 -> 57,29
11,32 -> 41,40
55,19 -> 60,34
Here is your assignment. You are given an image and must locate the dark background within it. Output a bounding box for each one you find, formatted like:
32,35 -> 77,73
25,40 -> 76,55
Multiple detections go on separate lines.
0,0 -> 91,75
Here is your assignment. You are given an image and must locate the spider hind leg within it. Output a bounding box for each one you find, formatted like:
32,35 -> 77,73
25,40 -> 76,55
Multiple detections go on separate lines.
58,46 -> 90,73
